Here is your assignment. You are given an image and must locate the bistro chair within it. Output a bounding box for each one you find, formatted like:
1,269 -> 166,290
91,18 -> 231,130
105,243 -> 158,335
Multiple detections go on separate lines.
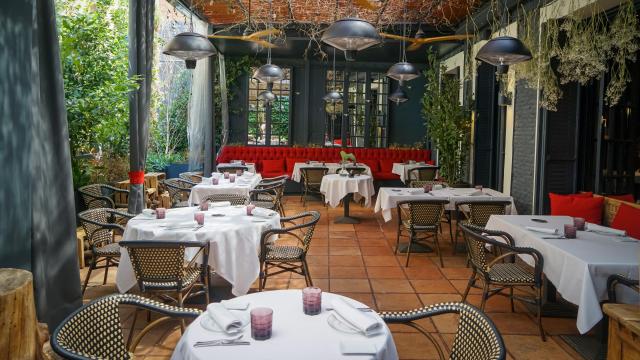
258,211 -> 321,291
78,183 -> 129,210
202,193 -> 248,206
255,178 -> 287,215
381,302 -> 506,360
179,171 -> 204,183
395,199 -> 448,267
78,208 -> 132,294
216,164 -> 248,173
300,167 -> 328,206
607,274 -> 639,303
163,178 -> 192,208
250,182 -> 281,213
453,200 -> 512,254
50,293 -> 201,360
408,180 -> 446,188
460,224 -> 546,341
407,166 -> 439,185
259,175 -> 288,184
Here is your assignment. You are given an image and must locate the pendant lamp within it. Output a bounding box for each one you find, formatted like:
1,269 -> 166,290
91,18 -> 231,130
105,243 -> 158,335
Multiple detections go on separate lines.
476,36 -> 532,70
389,86 -> 408,104
386,0 -> 419,82
163,32 -> 216,69
258,90 -> 276,103
321,18 -> 381,61
253,0 -> 284,83
324,48 -> 343,104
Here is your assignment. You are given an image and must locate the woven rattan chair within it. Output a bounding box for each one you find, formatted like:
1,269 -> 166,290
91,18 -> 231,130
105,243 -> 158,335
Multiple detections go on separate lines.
258,211 -> 321,291
253,178 -> 286,215
408,180 -> 446,188
51,293 -> 201,360
407,181 -> 452,240
407,166 -> 439,185
216,164 -> 248,173
453,200 -> 512,254
300,167 -> 328,206
163,178 -> 193,208
259,175 -> 288,183
460,224 -> 546,341
202,193 -> 248,206
250,183 -> 280,212
78,208 -> 132,294
380,302 -> 506,360
179,172 -> 204,183
78,184 -> 129,210
395,199 -> 448,267
607,274 -> 639,303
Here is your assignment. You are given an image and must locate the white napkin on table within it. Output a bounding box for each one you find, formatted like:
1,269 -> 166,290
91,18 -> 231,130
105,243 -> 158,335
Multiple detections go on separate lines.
525,226 -> 558,235
340,340 -> 377,355
243,172 -> 255,177
221,299 -> 250,311
408,189 -> 424,195
470,190 -> 484,196
586,223 -> 627,236
252,207 -> 276,218
206,303 -> 243,333
331,298 -> 382,337
210,201 -> 231,207
164,221 -> 198,230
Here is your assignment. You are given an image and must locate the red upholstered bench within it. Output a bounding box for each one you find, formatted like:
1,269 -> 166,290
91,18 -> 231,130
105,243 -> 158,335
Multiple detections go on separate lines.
216,146 -> 432,181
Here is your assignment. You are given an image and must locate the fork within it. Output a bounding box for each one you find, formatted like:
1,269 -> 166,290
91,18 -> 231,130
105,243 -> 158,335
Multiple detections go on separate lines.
194,335 -> 245,347
326,307 -> 374,312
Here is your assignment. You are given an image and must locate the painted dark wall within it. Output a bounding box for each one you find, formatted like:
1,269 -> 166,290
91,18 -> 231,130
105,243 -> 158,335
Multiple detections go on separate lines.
225,56 -> 428,147
511,81 -> 539,214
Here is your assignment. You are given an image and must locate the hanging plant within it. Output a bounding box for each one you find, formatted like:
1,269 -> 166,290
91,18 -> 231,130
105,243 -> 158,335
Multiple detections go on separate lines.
605,0 -> 639,105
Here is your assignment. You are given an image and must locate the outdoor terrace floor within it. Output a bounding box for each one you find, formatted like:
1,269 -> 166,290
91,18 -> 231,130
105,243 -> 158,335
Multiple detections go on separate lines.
81,195 -> 585,359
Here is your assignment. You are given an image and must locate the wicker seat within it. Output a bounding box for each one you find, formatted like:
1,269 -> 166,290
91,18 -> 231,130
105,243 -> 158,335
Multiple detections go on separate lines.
78,184 -> 129,210
460,224 -> 546,341
259,211 -> 320,291
163,178 -> 193,208
202,193 -> 248,206
78,208 -> 133,294
179,171 -> 204,183
300,167 -> 328,206
453,200 -> 511,254
380,302 -> 506,360
407,166 -> 439,185
50,293 -> 201,360
395,199 -> 448,267
607,274 -> 639,303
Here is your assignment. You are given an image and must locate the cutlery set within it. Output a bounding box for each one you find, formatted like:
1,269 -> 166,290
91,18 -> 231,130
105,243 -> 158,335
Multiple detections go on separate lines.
194,335 -> 250,347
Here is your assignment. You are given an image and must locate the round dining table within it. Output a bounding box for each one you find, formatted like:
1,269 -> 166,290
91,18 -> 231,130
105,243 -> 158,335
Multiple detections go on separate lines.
319,174 -> 375,224
171,290 -> 398,360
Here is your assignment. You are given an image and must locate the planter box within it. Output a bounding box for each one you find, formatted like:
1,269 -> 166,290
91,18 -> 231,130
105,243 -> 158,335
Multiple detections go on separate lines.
165,163 -> 189,179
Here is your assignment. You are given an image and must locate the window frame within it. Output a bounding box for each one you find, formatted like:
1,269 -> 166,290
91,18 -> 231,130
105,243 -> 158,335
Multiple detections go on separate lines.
246,66 -> 292,146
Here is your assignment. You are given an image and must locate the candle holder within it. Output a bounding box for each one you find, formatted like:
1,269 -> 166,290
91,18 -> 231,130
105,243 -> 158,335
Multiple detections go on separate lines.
251,307 -> 273,340
224,172 -> 230,179
229,174 -> 236,183
199,201 -> 209,211
564,224 -> 577,239
156,208 -> 166,219
194,212 -> 205,225
573,217 -> 586,231
475,185 -> 483,192
302,287 -> 322,315
246,204 -> 256,216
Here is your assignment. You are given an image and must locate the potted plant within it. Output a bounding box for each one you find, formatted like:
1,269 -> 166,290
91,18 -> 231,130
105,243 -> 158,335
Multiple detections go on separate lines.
421,51 -> 472,186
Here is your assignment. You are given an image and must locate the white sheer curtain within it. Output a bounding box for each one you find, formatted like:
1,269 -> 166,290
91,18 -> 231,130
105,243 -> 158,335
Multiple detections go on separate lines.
187,18 -> 211,171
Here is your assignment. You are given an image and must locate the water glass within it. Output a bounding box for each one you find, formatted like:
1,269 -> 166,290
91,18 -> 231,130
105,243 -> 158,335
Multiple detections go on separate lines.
229,174 -> 236,183
302,287 -> 322,315
194,212 -> 205,225
236,169 -> 243,176
475,185 -> 483,191
199,201 -> 209,211
251,308 -> 273,340
564,224 -> 577,239
156,208 -> 166,219
211,177 -> 219,185
246,204 -> 256,216
573,217 -> 586,231
423,184 -> 432,193
224,172 -> 230,179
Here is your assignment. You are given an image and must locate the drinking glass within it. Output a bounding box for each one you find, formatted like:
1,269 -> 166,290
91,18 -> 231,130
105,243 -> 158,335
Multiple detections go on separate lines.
211,178 -> 219,185
564,224 -> 577,239
199,201 -> 209,211
302,287 -> 322,315
573,217 -> 586,231
251,308 -> 273,340
423,184 -> 432,193
236,169 -> 243,176
475,185 -> 483,191
194,212 -> 205,225
156,208 -> 166,219
246,204 -> 256,215
224,172 -> 230,179
229,174 -> 236,183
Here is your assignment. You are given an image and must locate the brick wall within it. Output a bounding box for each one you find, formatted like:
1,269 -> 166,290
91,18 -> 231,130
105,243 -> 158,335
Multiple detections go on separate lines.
511,80 -> 538,214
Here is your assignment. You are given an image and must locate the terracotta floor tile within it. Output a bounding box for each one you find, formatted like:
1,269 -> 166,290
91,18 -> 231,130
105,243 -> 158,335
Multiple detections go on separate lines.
329,255 -> 364,267
329,246 -> 362,256
392,332 -> 447,359
439,267 -> 473,280
360,246 -> 394,256
329,266 -> 368,279
403,266 -> 444,280
289,278 -> 328,290
366,266 -> 406,279
418,293 -> 462,306
502,335 -> 577,360
330,279 -> 371,293
363,255 -> 399,267
374,293 -> 422,311
329,238 -> 359,247
359,238 -> 391,247
431,313 -> 460,334
307,246 -> 328,255
410,280 -> 457,294
370,279 -> 415,293
329,231 -> 357,239
489,313 -> 540,335
357,231 -> 385,239
540,317 -> 580,335
305,255 -> 329,266
307,265 -> 329,278
449,279 -> 483,295
466,294 -> 520,313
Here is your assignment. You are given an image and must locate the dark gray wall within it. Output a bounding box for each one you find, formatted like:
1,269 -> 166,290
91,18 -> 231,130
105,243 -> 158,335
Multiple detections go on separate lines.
388,76 -> 428,146
511,81 -> 539,214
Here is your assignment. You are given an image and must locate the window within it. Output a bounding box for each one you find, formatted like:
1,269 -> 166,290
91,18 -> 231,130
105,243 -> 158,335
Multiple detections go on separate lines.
248,67 -> 291,145
324,70 -> 389,148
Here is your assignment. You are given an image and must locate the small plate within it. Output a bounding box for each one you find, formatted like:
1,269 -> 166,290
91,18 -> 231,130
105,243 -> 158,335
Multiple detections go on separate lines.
200,311 -> 250,333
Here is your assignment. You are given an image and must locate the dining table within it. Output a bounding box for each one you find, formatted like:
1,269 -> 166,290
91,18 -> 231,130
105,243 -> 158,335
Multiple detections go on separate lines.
217,162 -> 257,173
116,205 -> 280,296
171,289 -> 398,360
188,173 -> 262,206
391,162 -> 437,183
485,214 -> 640,334
320,174 -> 375,224
290,162 -> 372,182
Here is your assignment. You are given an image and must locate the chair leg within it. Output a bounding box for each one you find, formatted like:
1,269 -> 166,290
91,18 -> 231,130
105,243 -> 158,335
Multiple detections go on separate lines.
462,269 -> 476,302
81,257 -> 96,295
434,232 -> 443,268
103,258 -> 110,285
509,287 -> 515,312
126,308 -> 140,349
447,212 -> 453,244
302,260 -> 313,287
536,286 -> 546,341
204,266 -> 211,305
395,225 -> 401,255
480,282 -> 490,310
258,262 -> 265,292
405,231 -> 414,267
453,224 -> 459,255
177,292 -> 185,333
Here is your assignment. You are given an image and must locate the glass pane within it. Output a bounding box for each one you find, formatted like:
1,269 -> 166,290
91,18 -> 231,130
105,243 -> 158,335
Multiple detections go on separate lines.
248,67 -> 290,146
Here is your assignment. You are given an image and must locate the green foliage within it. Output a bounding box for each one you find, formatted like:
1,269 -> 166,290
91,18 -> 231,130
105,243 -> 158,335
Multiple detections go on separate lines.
422,51 -> 472,184
146,151 -> 186,172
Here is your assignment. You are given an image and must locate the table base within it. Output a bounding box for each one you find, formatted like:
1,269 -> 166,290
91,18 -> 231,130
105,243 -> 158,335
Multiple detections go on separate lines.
396,242 -> 433,253
334,193 -> 360,224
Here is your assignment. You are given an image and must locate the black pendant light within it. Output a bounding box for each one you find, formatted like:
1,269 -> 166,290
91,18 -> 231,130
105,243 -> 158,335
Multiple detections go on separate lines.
321,0 -> 381,61
258,90 -> 276,103
253,0 -> 284,83
389,85 -> 408,104
163,33 -> 216,69
387,0 -> 419,82
324,48 -> 343,104
476,36 -> 532,70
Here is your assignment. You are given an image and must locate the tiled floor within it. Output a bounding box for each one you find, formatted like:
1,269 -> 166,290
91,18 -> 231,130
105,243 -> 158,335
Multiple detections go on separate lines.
80,195 -> 585,359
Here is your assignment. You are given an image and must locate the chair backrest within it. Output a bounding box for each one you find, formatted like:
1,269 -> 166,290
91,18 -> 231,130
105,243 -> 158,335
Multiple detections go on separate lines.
409,180 -> 446,188
78,184 -> 114,209
163,179 -> 192,204
301,167 -> 328,184
203,193 -> 248,205
260,175 -> 288,183
179,172 -> 203,183
404,200 -> 448,227
78,208 -> 115,247
450,303 -> 506,360
457,201 -> 511,227
409,166 -> 438,181
607,274 -> 640,303
261,211 -> 321,256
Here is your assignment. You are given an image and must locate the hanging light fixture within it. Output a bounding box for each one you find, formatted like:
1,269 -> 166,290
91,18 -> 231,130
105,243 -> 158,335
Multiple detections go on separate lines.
476,36 -> 532,74
386,0 -> 419,82
258,90 -> 276,103
253,0 -> 284,83
389,85 -> 408,104
324,48 -> 343,103
163,6 -> 216,69
321,1 -> 381,61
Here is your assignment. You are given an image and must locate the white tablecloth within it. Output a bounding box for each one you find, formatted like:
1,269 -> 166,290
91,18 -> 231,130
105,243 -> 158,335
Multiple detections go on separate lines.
391,163 -> 436,183
188,174 -> 262,206
116,205 -> 280,296
171,290 -> 398,360
320,174 -> 375,208
374,187 -> 517,222
217,162 -> 257,173
485,215 -> 640,334
291,162 -> 372,182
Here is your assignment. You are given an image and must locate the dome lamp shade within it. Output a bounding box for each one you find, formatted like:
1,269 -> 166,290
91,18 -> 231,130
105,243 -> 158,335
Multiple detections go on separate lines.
321,18 -> 382,53
253,64 -> 284,83
387,62 -> 420,82
323,90 -> 343,103
389,86 -> 408,104
163,32 -> 216,69
476,36 -> 532,67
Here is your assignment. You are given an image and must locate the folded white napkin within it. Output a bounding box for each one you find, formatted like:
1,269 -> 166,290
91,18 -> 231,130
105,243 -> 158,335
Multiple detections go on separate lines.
525,226 -> 558,235
252,207 -> 276,218
165,221 -> 197,230
244,171 -> 255,177
331,298 -> 382,337
141,209 -> 155,217
206,303 -> 243,333
586,223 -> 627,236
221,299 -> 250,311
408,189 -> 424,195
340,340 -> 377,355
210,201 -> 231,207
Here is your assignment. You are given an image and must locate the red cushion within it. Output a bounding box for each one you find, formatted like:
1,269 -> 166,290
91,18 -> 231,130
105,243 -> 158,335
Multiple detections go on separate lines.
262,159 -> 285,174
286,158 -> 306,172
373,172 -> 400,181
379,159 -> 396,173
611,204 -> 640,240
549,193 -> 604,224
361,160 -> 379,173
606,194 -> 635,203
